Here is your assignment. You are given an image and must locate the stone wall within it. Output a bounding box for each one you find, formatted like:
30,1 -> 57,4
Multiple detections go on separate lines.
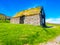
10,17 -> 20,24
24,14 -> 40,25
10,14 -> 41,25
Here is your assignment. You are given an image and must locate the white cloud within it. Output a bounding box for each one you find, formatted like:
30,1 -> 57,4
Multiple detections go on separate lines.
46,18 -> 60,24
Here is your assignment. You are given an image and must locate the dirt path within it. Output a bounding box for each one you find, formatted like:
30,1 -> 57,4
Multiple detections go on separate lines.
39,36 -> 60,45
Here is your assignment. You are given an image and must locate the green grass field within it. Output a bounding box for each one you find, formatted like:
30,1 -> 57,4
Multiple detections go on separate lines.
0,23 -> 60,45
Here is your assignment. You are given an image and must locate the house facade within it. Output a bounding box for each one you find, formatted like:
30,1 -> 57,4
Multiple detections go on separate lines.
10,7 -> 46,26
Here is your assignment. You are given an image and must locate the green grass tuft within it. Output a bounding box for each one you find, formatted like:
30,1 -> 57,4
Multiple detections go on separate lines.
0,23 -> 60,45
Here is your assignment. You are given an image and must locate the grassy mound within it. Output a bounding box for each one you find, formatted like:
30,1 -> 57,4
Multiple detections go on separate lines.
0,23 -> 60,45
0,20 -> 10,23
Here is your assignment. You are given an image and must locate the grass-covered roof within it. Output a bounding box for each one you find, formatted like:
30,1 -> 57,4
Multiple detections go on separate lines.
13,7 -> 42,17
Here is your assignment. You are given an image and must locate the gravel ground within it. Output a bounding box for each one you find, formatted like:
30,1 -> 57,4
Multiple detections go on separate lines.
39,36 -> 60,45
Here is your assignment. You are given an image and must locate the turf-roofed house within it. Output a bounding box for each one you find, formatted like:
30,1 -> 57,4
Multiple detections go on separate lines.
10,7 -> 46,26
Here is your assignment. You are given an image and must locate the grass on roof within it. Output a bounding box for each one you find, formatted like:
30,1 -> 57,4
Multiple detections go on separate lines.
14,7 -> 41,17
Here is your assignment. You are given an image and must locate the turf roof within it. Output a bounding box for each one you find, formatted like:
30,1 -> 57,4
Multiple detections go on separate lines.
13,7 -> 42,17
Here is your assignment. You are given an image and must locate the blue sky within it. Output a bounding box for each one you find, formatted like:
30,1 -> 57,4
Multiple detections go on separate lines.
0,0 -> 60,23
